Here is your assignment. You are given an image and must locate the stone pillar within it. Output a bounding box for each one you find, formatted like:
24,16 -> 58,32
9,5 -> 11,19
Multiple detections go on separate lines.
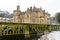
13,27 -> 14,35
44,30 -> 49,35
10,31 -> 11,35
25,25 -> 30,38
7,26 -> 8,35
18,26 -> 20,34
49,25 -> 52,31
0,25 -> 2,36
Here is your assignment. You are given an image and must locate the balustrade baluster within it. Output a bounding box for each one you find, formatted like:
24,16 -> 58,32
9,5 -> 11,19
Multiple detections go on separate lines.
13,26 -> 14,35
0,25 -> 2,36
18,26 -> 20,34
7,26 -> 8,35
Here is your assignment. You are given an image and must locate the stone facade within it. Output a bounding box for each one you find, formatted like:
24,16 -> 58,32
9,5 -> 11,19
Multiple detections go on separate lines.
13,5 -> 50,24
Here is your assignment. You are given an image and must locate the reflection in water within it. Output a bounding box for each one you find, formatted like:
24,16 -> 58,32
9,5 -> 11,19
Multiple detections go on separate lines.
38,31 -> 60,40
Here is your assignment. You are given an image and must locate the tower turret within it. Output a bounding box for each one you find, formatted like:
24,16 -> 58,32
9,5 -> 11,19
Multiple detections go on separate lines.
17,5 -> 20,10
30,6 -> 32,11
13,5 -> 21,23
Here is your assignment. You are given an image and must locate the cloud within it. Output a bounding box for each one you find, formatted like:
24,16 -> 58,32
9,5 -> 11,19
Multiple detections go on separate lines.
0,0 -> 60,17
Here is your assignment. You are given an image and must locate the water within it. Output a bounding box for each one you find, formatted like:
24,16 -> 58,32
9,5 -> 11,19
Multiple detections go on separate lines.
38,31 -> 60,40
0,34 -> 38,40
1,31 -> 60,40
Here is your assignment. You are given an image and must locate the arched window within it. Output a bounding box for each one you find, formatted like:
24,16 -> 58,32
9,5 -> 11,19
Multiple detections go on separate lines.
32,19 -> 35,23
27,14 -> 29,18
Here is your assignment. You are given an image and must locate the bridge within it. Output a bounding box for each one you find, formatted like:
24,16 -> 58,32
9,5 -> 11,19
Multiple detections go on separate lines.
0,22 -> 60,40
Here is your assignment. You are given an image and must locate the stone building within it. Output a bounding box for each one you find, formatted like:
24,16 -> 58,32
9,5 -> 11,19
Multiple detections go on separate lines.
13,5 -> 50,24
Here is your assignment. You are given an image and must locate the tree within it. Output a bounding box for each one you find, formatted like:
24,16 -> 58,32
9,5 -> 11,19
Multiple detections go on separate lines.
55,12 -> 60,24
0,13 -> 5,17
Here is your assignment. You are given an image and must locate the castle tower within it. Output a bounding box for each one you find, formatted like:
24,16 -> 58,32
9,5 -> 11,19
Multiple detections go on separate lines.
13,5 -> 21,23
17,5 -> 20,10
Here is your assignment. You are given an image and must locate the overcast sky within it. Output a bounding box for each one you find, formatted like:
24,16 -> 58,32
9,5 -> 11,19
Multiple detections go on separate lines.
0,0 -> 60,17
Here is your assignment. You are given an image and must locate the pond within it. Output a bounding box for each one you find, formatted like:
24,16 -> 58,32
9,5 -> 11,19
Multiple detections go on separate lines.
0,34 -> 38,40
38,31 -> 60,40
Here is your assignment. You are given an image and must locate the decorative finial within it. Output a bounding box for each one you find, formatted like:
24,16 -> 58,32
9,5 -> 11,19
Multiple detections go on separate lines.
17,0 -> 20,10
33,6 -> 36,9
18,0 -> 20,5
27,8 -> 29,12
40,6 -> 42,10
34,6 -> 35,8
33,6 -> 36,11
30,6 -> 32,11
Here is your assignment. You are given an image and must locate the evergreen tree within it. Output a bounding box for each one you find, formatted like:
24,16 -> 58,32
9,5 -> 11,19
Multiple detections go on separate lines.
55,12 -> 60,24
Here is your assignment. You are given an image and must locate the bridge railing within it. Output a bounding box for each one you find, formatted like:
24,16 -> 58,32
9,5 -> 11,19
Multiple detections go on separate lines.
0,22 -> 60,38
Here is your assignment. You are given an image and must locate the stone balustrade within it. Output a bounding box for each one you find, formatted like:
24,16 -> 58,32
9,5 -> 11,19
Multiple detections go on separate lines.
0,22 -> 60,38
